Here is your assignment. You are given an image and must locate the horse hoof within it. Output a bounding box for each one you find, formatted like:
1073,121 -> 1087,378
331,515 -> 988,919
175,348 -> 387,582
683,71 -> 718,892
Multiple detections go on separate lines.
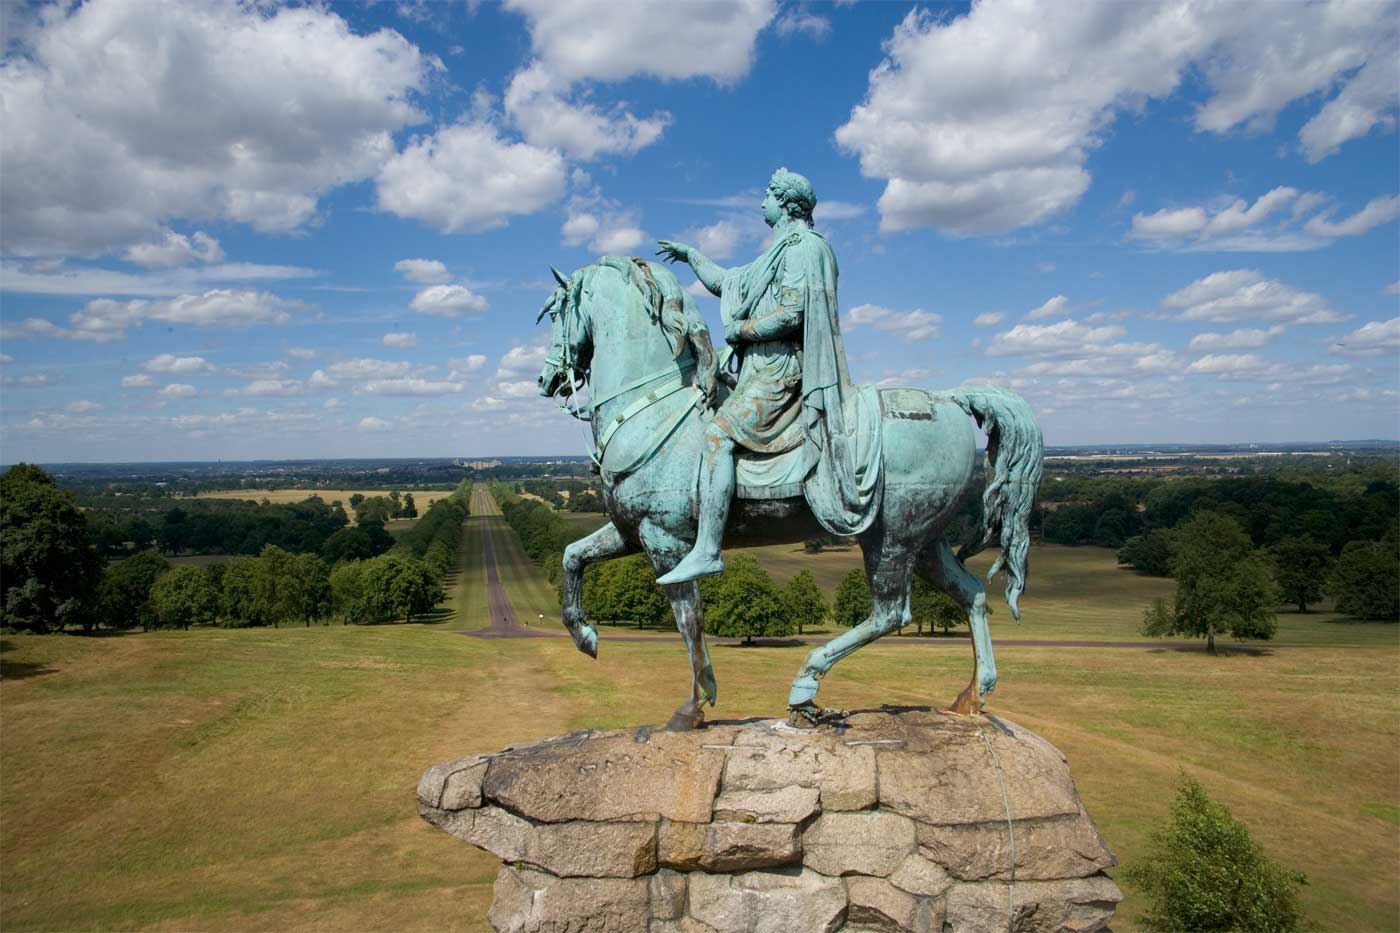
787,702 -> 845,730
665,703 -> 705,732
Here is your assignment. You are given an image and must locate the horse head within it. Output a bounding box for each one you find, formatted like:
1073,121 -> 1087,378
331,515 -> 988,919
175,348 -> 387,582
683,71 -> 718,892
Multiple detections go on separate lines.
536,264 -> 590,400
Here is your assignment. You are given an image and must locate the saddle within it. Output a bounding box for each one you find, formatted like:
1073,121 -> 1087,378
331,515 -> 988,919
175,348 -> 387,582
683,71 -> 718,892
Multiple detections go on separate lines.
734,383 -> 886,501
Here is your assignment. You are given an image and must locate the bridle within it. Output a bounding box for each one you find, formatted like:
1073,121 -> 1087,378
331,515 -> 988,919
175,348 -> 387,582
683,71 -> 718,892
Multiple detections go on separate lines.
538,261 -> 703,477
538,268 -> 591,424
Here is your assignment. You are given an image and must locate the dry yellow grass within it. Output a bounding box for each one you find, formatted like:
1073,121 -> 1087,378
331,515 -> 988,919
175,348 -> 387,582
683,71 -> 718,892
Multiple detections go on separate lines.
196,489 -> 456,524
3,499 -> 1396,932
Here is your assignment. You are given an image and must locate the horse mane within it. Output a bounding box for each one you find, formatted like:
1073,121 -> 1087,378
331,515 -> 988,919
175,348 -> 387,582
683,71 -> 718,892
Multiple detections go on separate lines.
586,256 -> 690,359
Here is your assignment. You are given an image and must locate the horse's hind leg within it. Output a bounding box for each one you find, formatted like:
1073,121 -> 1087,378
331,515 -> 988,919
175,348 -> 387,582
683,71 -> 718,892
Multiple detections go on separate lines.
788,530 -> 914,721
562,521 -> 633,658
640,519 -> 717,731
916,539 -> 994,714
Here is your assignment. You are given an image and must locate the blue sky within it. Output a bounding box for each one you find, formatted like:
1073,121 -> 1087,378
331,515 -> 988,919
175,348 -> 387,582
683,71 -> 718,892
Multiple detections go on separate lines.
1,0 -> 1396,462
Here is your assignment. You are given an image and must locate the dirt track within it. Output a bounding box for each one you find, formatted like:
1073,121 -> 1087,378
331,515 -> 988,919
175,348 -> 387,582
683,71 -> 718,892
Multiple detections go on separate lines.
464,495 -> 554,640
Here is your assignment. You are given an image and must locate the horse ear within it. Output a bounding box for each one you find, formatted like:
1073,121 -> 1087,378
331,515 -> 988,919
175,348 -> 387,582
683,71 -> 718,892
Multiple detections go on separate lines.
535,295 -> 557,325
550,265 -> 569,288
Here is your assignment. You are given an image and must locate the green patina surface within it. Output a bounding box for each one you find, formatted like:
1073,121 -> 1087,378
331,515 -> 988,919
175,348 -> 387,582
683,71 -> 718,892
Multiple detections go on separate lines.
534,168 -> 1045,728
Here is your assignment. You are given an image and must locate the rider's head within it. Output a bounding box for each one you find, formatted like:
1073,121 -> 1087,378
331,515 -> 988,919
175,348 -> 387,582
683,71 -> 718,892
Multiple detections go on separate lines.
768,168 -> 816,226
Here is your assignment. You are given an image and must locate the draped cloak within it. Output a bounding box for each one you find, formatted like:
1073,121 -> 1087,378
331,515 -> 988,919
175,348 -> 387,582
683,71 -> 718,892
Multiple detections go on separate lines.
717,226 -> 882,536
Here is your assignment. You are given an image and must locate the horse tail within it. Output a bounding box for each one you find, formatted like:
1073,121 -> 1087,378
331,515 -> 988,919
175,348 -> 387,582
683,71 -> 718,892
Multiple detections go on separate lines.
949,385 -> 1044,621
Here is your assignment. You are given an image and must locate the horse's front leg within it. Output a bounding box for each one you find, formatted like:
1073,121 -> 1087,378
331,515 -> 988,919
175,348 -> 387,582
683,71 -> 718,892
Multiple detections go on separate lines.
640,519 -> 716,731
561,521 -> 633,658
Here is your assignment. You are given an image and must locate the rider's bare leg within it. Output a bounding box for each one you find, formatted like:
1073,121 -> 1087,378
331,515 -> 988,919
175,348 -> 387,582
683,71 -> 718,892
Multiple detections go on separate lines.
656,423 -> 734,585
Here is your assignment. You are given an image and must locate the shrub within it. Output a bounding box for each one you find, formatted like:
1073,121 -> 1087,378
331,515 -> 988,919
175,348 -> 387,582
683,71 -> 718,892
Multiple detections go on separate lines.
1126,776 -> 1306,932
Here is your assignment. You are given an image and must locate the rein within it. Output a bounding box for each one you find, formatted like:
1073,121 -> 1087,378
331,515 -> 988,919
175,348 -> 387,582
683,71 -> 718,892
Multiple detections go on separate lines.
547,260 -> 702,476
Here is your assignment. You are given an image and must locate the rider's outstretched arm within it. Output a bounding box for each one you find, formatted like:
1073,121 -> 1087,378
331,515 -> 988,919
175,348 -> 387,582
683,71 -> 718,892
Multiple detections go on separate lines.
687,251 -> 726,297
657,240 -> 727,296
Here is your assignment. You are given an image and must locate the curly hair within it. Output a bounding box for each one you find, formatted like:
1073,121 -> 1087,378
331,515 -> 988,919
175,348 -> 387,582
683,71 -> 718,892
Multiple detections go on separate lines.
768,167 -> 816,224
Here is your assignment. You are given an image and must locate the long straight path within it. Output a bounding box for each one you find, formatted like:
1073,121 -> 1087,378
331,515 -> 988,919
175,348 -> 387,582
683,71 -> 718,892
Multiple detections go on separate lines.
460,487 -> 1339,653
466,487 -> 552,639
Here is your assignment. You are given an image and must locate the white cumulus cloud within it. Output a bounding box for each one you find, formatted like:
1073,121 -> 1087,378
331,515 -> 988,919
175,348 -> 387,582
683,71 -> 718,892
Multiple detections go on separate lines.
1303,195 -> 1400,238
3,290 -> 296,342
143,354 -> 216,375
410,284 -> 488,316
325,358 -> 415,381
2,0 -> 434,256
1162,270 -> 1346,325
561,173 -> 646,254
1329,318 -> 1400,358
1024,295 -> 1070,321
239,379 -> 304,397
357,416 -> 393,432
1131,188 -> 1398,251
376,122 -> 566,233
503,0 -> 775,84
1187,326 -> 1285,352
843,304 -> 942,341
357,378 -> 465,396
504,62 -> 670,161
382,331 -> 418,348
124,231 -> 224,268
393,259 -> 451,283
836,2 -> 1398,235
497,345 -> 549,378
159,383 -> 197,399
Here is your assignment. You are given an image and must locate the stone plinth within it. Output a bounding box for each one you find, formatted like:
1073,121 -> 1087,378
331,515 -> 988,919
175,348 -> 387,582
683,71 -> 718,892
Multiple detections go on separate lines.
418,709 -> 1121,932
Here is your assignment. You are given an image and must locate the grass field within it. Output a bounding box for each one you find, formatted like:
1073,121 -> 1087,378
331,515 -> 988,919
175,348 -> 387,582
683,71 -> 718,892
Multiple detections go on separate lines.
2,495 -> 1396,931
196,488 -> 456,523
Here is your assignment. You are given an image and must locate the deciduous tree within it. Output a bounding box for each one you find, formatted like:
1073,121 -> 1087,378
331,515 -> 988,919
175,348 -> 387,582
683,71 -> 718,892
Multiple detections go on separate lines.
1269,536 -> 1332,613
833,568 -> 871,627
220,557 -> 263,627
910,577 -> 965,635
149,566 -> 220,630
330,560 -> 370,625
1118,529 -> 1173,576
0,464 -> 100,633
360,553 -> 442,624
284,553 -> 332,626
701,555 -> 792,644
96,550 -> 169,630
783,570 -> 827,635
1331,540 -> 1399,620
1141,511 -> 1278,652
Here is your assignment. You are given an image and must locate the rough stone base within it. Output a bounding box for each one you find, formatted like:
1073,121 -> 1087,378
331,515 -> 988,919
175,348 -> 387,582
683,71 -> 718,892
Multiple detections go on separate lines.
419,709 -> 1121,932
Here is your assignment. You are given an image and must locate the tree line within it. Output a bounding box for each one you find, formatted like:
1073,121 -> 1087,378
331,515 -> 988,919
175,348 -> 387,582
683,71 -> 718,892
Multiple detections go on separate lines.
491,485 -> 972,640
1042,470 -> 1397,552
1,464 -> 472,633
512,478 -> 607,512
85,494 -> 354,559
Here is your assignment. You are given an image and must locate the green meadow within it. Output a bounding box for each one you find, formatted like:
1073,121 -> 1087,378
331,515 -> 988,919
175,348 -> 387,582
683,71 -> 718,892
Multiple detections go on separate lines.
2,507 -> 1397,931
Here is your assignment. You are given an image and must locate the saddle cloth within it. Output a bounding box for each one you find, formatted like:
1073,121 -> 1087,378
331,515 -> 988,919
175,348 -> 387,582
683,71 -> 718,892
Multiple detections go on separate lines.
733,384 -> 887,501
